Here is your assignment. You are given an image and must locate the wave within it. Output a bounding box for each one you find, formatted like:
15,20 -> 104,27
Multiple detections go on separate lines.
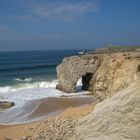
0,60 -> 59,66
0,64 -> 57,73
0,78 -> 88,104
15,78 -> 32,82
0,80 -> 58,94
0,78 -> 91,125
0,78 -> 87,102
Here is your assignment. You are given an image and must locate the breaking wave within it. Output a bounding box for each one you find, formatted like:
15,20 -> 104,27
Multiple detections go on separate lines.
0,80 -> 58,94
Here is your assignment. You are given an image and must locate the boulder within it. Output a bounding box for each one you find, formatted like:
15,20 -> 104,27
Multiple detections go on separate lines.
0,101 -> 15,109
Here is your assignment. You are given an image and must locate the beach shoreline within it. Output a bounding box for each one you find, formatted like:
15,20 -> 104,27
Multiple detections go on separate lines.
0,95 -> 95,125
0,103 -> 95,140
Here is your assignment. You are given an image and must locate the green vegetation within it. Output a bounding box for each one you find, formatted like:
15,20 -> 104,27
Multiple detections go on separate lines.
105,45 -> 140,50
95,45 -> 140,54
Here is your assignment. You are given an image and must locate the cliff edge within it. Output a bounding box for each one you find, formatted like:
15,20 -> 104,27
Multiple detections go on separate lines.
57,52 -> 140,100
56,51 -> 140,140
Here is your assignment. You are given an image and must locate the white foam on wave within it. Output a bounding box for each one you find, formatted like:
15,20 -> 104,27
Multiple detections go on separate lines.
0,80 -> 58,94
0,78 -> 90,125
0,80 -> 59,106
0,79 -> 87,102
15,78 -> 32,82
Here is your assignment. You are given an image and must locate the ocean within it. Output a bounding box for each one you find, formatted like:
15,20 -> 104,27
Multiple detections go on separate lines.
0,50 -> 91,125
0,50 -> 78,87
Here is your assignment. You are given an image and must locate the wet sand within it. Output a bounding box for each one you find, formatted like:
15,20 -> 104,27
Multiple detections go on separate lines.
28,96 -> 95,119
0,96 -> 95,139
0,96 -> 95,125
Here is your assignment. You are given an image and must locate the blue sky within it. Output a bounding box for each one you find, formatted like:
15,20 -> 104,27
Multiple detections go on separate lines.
0,0 -> 140,51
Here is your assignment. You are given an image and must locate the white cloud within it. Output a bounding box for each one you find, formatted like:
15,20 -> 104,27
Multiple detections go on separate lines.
30,0 -> 99,20
8,0 -> 99,21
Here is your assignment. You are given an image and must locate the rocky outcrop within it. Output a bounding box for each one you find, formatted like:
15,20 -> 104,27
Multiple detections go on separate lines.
57,55 -> 102,93
56,51 -> 140,140
57,52 -> 140,100
74,81 -> 140,140
0,101 -> 15,109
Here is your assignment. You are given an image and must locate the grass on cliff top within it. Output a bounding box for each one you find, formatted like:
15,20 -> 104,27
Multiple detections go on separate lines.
104,45 -> 140,50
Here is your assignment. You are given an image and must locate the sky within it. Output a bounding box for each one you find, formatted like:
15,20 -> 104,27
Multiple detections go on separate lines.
0,0 -> 140,51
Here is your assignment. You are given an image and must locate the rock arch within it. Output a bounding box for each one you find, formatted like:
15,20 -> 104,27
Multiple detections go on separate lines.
82,73 -> 94,91
76,73 -> 94,92
57,55 -> 101,93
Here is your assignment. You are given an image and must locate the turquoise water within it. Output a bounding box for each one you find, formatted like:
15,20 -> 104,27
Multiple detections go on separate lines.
0,50 -> 78,87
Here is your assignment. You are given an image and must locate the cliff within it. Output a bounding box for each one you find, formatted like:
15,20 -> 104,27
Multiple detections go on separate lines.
57,52 -> 140,100
57,51 -> 140,140
75,81 -> 140,140
57,54 -> 102,93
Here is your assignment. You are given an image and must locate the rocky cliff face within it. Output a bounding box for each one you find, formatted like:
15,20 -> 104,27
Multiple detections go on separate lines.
75,81 -> 140,140
57,55 -> 102,93
57,52 -> 140,100
57,51 -> 140,140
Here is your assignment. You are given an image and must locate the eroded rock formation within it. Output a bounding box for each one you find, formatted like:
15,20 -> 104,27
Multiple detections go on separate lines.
75,81 -> 140,140
57,55 -> 102,93
57,52 -> 140,100
56,51 -> 140,140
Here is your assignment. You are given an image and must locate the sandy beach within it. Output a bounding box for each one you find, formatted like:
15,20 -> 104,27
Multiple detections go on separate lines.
0,96 -> 95,140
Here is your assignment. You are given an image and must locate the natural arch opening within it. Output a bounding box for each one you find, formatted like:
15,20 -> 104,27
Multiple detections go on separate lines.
76,78 -> 83,92
82,73 -> 93,91
76,73 -> 94,92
